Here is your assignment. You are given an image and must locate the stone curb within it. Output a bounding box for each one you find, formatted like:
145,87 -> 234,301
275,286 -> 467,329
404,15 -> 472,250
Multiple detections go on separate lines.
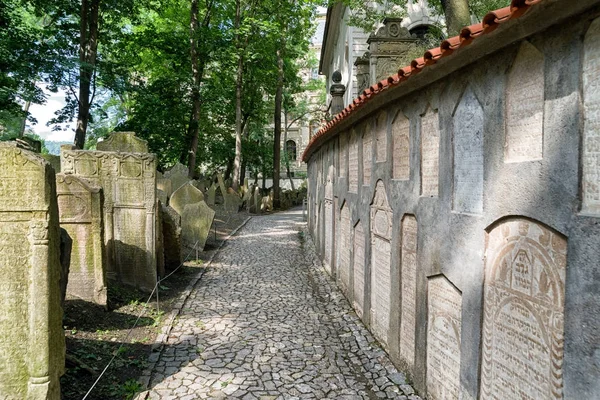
136,216 -> 253,396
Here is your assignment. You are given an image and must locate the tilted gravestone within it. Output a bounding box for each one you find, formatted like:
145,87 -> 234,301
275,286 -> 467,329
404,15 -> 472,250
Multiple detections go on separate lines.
181,201 -> 215,256
249,187 -> 261,214
161,204 -> 182,270
170,183 -> 205,216
164,162 -> 189,193
56,173 -> 107,307
0,142 -> 65,399
155,199 -> 165,278
61,142 -> 158,292
224,187 -> 242,213
206,183 -> 217,206
96,131 -> 149,153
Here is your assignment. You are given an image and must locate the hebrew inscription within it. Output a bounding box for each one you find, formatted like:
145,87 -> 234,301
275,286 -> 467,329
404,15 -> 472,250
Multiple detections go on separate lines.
353,221 -> 365,318
370,181 -> 393,345
349,130 -> 359,192
427,275 -> 462,400
481,218 -> 567,400
400,215 -> 417,369
454,88 -> 484,214
0,143 -> 64,399
421,109 -> 439,196
376,111 -> 387,162
393,113 -> 410,180
505,42 -> 544,162
583,18 -> 600,215
338,204 -> 351,294
363,125 -> 373,185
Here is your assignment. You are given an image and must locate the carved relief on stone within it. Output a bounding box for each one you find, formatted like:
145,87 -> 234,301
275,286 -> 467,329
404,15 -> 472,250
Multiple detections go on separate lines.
427,275 -> 462,400
349,130 -> 359,193
505,42 -> 544,163
400,215 -> 417,370
363,124 -> 373,186
392,112 -> 410,180
376,111 -> 387,162
370,181 -> 393,345
338,203 -> 351,295
480,218 -> 567,400
421,108 -> 440,196
353,220 -> 365,318
583,18 -> 600,215
453,87 -> 484,214
376,57 -> 401,82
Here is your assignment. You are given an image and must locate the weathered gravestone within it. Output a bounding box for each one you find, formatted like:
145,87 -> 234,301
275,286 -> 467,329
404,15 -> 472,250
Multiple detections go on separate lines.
156,188 -> 168,206
162,204 -> 182,270
155,200 -> 165,278
181,201 -> 215,257
250,187 -> 261,214
164,162 -> 190,192
224,187 -> 242,213
206,183 -> 217,206
0,142 -> 65,399
42,154 -> 61,173
156,171 -> 173,201
97,131 -> 149,153
56,173 -> 107,307
61,144 -> 158,291
242,183 -> 253,210
170,183 -> 205,216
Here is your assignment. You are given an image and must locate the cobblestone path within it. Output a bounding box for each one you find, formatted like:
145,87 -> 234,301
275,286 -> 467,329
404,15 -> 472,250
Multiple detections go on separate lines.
141,209 -> 419,400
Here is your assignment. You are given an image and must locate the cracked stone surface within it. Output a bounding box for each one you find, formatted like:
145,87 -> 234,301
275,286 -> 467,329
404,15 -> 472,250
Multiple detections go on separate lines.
139,208 -> 420,399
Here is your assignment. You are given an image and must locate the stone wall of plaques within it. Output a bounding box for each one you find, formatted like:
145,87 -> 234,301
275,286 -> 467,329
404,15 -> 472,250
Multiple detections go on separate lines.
306,9 -> 600,399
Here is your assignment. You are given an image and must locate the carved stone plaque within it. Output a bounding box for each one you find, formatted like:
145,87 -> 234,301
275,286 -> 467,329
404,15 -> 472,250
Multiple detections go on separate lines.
324,199 -> 333,273
363,125 -> 373,185
400,215 -> 417,369
339,133 -> 347,178
505,42 -> 544,163
353,221 -> 365,318
454,88 -> 484,214
0,143 -> 65,399
421,109 -> 439,196
393,113 -> 410,180
480,218 -> 567,400
427,275 -> 462,400
370,181 -> 393,345
376,112 -> 387,162
338,204 -> 351,294
349,130 -> 359,192
56,174 -> 107,307
583,18 -> 600,215
61,148 -> 157,291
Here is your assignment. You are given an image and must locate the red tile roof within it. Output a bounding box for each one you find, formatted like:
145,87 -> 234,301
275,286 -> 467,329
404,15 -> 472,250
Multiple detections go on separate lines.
302,0 -> 543,162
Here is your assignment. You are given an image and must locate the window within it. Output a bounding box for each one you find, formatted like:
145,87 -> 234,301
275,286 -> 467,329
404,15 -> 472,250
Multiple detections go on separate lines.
286,140 -> 297,161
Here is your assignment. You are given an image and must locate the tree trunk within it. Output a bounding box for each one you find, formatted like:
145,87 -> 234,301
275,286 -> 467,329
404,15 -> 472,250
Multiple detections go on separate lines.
19,101 -> 31,137
231,0 -> 243,191
74,0 -> 99,149
283,111 -> 295,190
273,47 -> 284,209
441,0 -> 470,36
187,0 -> 201,178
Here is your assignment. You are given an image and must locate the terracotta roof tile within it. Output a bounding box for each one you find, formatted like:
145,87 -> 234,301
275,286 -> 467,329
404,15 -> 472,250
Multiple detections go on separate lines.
303,0 -> 544,162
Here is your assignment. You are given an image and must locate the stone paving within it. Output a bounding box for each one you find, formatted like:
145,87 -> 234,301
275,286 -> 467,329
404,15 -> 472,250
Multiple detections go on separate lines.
139,208 -> 420,400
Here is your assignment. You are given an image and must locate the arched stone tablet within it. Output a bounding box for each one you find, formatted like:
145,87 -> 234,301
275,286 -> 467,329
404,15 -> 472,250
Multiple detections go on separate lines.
170,183 -> 205,216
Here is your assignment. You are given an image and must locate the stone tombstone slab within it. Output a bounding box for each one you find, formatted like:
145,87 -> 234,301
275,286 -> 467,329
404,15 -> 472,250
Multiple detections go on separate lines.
162,204 -> 182,270
363,124 -> 373,185
339,133 -> 347,178
338,203 -> 351,294
181,200 -> 215,254
217,173 -> 227,196
96,131 -> 149,153
400,215 -> 417,369
370,181 -> 393,345
224,188 -> 242,213
156,188 -> 168,206
61,148 -> 158,291
251,187 -> 261,214
56,173 -> 107,306
392,112 -> 410,180
376,111 -> 387,162
157,173 -> 173,199
481,218 -> 567,400
0,142 -> 64,399
42,154 -> 61,173
353,220 -> 365,318
505,42 -> 544,163
155,199 -> 165,278
453,88 -> 484,214
164,163 -> 190,192
207,183 -> 217,206
170,183 -> 205,216
583,18 -> 600,215
421,108 -> 440,196
427,275 -> 462,400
